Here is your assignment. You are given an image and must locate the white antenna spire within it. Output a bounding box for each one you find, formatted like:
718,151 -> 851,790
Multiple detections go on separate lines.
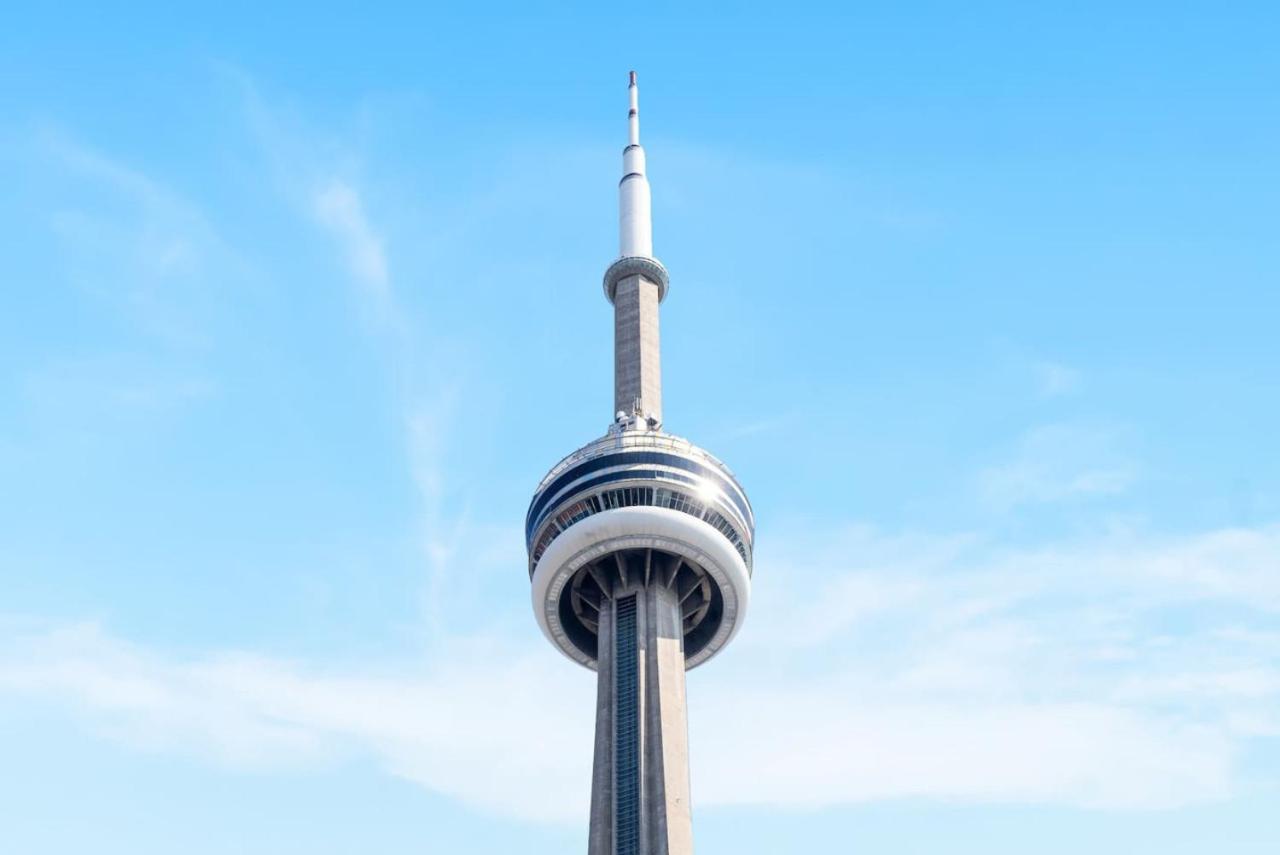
619,70 -> 653,258
628,69 -> 640,145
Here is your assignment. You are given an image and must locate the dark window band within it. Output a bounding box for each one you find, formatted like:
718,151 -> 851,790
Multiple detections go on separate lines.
527,450 -> 753,538
528,479 -> 751,572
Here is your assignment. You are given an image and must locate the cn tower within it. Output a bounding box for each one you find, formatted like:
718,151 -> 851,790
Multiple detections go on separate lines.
526,72 -> 755,855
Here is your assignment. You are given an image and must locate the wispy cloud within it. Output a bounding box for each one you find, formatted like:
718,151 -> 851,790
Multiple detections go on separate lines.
1034,361 -> 1081,398
0,621 -> 592,822
236,81 -> 486,644
6,132 -> 237,433
300,170 -> 471,641
3,520 -> 1277,819
312,180 -> 390,302
36,130 -> 246,349
20,356 -> 215,428
700,520 -> 1279,809
979,423 -> 1136,508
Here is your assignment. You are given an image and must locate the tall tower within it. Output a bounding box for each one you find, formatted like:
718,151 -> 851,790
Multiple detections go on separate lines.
526,72 -> 755,855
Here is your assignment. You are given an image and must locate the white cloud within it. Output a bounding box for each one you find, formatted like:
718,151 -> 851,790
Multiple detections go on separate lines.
36,131 -> 243,349
1034,361 -> 1081,398
241,89 -> 470,644
694,695 -> 1232,810
979,423 -> 1136,508
0,620 -> 594,822
3,521 -> 1278,819
696,520 -> 1280,809
7,132 -> 243,435
20,357 -> 214,423
312,179 -> 390,299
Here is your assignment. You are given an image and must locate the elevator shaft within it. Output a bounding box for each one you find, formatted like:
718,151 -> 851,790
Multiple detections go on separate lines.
588,580 -> 693,855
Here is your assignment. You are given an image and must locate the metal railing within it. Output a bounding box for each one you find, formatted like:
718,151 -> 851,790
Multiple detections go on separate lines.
534,428 -> 741,493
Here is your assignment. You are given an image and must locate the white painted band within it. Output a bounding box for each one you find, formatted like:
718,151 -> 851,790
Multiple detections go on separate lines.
530,506 -> 751,671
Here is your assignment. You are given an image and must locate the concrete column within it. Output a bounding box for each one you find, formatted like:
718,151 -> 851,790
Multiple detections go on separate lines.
643,583 -> 693,854
588,583 -> 692,855
613,274 -> 663,424
588,598 -> 616,854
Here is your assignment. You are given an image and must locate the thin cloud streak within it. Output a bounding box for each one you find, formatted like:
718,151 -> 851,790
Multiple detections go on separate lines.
35,130 -> 244,349
978,423 -> 1136,508
235,77 -> 478,645
0,621 -> 592,822
1034,361 -> 1081,398
312,180 -> 391,301
2,519 -> 1277,820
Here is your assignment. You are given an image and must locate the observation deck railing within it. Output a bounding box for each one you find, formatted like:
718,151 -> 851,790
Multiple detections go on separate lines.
534,429 -> 744,496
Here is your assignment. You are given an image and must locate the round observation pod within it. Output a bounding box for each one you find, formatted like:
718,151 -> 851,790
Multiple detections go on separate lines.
526,428 -> 754,671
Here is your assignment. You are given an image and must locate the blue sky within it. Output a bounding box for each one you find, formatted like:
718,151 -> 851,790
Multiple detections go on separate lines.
2,2 -> 1278,852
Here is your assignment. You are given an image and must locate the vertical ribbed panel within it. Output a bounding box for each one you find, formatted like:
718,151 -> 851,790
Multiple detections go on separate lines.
614,595 -> 640,855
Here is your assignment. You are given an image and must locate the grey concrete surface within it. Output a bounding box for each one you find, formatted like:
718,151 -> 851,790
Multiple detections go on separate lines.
613,273 -> 663,424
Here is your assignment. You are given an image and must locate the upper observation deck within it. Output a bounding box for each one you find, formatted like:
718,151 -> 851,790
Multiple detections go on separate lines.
526,428 -> 755,577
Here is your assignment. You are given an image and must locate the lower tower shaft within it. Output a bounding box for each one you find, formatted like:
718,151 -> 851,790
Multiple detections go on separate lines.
588,561 -> 693,855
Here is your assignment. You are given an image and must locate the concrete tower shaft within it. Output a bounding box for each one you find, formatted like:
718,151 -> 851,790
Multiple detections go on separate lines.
589,576 -> 693,855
